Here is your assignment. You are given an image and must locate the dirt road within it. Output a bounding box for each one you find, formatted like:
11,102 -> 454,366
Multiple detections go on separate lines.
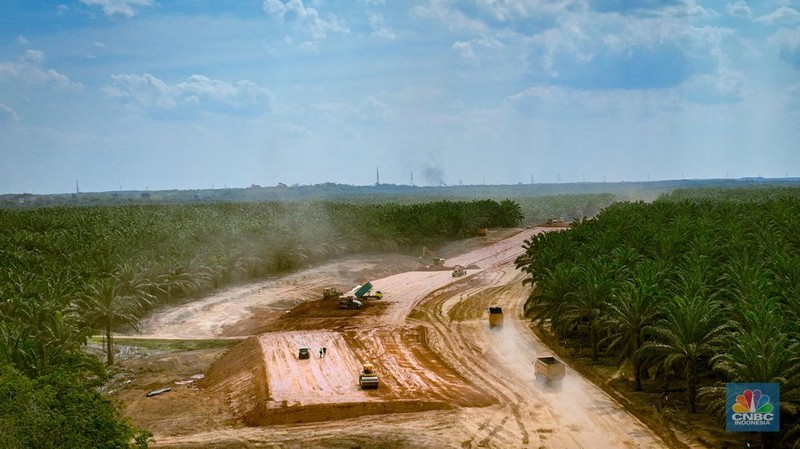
123,228 -> 668,448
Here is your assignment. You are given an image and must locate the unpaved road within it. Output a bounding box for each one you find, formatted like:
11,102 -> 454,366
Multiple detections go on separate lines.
121,228 -> 668,448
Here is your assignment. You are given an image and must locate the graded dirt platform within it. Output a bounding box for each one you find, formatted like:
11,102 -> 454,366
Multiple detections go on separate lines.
119,228 -> 670,448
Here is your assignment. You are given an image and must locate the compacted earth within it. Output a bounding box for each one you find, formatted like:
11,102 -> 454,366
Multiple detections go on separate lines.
114,228 -> 688,449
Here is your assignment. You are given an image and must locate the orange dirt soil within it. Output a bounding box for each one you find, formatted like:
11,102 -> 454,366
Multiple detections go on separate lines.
115,227 -> 704,448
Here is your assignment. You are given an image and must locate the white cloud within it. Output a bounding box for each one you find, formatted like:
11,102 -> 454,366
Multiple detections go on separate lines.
276,121 -> 311,137
79,0 -> 154,18
681,70 -> 745,103
727,1 -> 752,18
659,0 -> 715,19
0,103 -> 19,124
468,0 -> 576,22
505,85 -> 678,118
309,96 -> 393,123
369,13 -> 395,40
16,35 -> 29,45
0,50 -> 81,88
411,2 -> 488,33
357,96 -> 392,121
757,7 -> 800,25
104,73 -> 274,111
452,37 -> 502,60
769,27 -> 800,49
263,0 -> 349,39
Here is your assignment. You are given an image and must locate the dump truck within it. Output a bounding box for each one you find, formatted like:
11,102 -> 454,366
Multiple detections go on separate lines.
337,282 -> 382,305
359,363 -> 379,389
452,265 -> 466,277
298,347 -> 310,359
353,282 -> 383,300
488,306 -> 504,327
535,356 -> 566,383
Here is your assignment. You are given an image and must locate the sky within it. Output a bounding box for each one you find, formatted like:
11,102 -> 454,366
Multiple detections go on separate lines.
1,0 -> 799,194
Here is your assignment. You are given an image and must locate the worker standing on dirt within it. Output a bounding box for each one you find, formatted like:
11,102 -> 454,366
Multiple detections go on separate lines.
319,348 -> 323,358
323,347 -> 327,358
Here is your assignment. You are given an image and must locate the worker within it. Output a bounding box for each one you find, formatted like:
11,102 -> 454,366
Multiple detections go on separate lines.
319,348 -> 323,358
323,347 -> 327,357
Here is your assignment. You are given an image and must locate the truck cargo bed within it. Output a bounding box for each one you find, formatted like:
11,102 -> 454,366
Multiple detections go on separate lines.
535,356 -> 566,382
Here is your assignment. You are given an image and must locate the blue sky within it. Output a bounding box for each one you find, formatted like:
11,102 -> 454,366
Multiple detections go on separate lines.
1,0 -> 799,193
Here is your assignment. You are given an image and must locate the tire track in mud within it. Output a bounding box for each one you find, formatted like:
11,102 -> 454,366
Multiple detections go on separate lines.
410,267 -> 541,448
143,229 -> 669,448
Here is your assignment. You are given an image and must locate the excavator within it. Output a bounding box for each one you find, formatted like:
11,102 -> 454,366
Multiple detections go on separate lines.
421,247 -> 445,266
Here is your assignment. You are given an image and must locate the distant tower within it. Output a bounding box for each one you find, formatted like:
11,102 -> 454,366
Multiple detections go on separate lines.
75,180 -> 79,194
376,166 -> 380,185
410,171 -> 414,186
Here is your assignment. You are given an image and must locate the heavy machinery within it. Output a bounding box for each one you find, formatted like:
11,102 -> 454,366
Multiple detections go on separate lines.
452,265 -> 466,277
359,363 -> 379,389
535,356 -> 566,384
322,287 -> 343,300
337,282 -> 383,308
488,306 -> 504,327
338,297 -> 363,309
298,347 -> 310,359
541,217 -> 570,228
353,282 -> 383,300
421,247 -> 445,266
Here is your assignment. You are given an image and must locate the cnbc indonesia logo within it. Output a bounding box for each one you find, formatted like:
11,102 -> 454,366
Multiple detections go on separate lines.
726,383 -> 780,432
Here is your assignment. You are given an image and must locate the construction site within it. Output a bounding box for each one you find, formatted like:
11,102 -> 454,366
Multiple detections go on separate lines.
114,227 -> 672,448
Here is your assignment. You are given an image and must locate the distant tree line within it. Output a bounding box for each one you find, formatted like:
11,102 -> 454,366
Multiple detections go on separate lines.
515,188 -> 800,448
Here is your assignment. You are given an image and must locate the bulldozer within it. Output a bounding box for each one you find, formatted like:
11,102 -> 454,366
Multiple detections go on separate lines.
452,265 -> 466,277
421,247 -> 445,266
359,363 -> 379,389
322,287 -> 343,300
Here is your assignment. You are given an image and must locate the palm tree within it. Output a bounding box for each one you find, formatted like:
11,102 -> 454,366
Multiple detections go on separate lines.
701,298 -> 799,448
523,263 -> 578,339
563,260 -> 614,361
496,199 -> 524,227
640,295 -> 730,413
604,276 -> 664,390
78,276 -> 146,366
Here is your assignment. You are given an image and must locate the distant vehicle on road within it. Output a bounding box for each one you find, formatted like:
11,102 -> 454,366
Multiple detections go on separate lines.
535,356 -> 565,385
488,306 -> 503,328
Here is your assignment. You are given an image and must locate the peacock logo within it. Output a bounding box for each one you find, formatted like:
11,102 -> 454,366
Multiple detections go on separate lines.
732,389 -> 773,414
726,383 -> 780,432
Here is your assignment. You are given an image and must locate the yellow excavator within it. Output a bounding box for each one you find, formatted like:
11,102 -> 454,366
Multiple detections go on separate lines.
421,247 -> 445,266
